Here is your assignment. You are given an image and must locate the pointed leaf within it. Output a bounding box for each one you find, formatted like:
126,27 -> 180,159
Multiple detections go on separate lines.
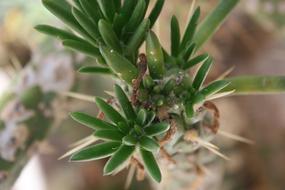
185,101 -> 194,118
192,57 -> 213,90
79,0 -> 102,24
182,53 -> 209,70
124,0 -> 146,35
104,145 -> 135,175
145,111 -> 156,126
136,109 -> 147,126
72,7 -> 101,43
140,149 -> 161,182
125,19 -> 150,55
94,130 -> 124,142
97,0 -> 116,21
70,112 -> 115,130
122,135 -> 137,146
193,0 -> 239,50
148,0 -> 165,28
98,19 -> 121,52
114,84 -> 136,119
35,25 -> 84,42
200,80 -> 230,97
100,46 -> 138,84
42,0 -> 93,43
170,16 -> 180,56
70,142 -> 120,161
95,97 -> 125,124
180,7 -> 200,51
145,122 -> 170,136
181,43 -> 196,61
63,40 -> 100,58
78,66 -> 112,75
139,136 -> 160,152
223,76 -> 285,95
146,31 -> 165,79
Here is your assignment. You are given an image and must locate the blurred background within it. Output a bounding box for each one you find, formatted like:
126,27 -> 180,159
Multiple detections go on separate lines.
0,0 -> 285,190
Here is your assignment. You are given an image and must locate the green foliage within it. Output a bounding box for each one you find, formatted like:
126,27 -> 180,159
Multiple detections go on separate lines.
70,85 -> 169,182
38,0 -> 285,184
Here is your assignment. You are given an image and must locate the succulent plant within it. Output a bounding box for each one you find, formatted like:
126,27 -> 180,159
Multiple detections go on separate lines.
36,0 -> 285,187
70,84 -> 169,182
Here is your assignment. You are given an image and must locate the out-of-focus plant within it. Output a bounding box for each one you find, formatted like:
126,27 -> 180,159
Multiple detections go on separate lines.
33,0 -> 285,189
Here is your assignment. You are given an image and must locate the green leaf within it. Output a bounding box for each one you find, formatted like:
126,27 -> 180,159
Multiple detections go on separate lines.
70,112 -> 116,130
223,76 -> 285,95
73,0 -> 84,11
114,84 -> 136,119
97,0 -> 116,21
182,53 -> 209,70
140,149 -> 161,183
145,122 -> 170,136
100,46 -> 138,84
79,0 -> 102,24
200,80 -> 230,97
170,16 -> 180,56
193,0 -> 239,50
63,40 -> 100,58
35,24 -> 84,42
42,0 -> 93,43
114,0 -> 138,35
95,97 -> 126,124
98,19 -> 121,53
124,0 -> 146,35
72,7 -> 101,43
180,7 -> 200,51
192,57 -> 213,90
104,145 -> 135,175
185,101 -> 194,118
136,109 -> 147,126
70,142 -> 120,161
113,0 -> 121,12
139,136 -> 160,152
148,0 -> 165,28
124,0 -> 146,41
94,130 -> 124,142
125,19 -> 150,55
78,66 -> 112,75
181,43 -> 196,61
146,31 -> 165,79
145,111 -> 156,126
122,135 -> 137,146
117,121 -> 131,134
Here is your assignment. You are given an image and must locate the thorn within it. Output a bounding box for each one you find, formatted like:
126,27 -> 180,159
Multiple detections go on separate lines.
125,164 -> 136,190
68,135 -> 94,148
186,0 -> 196,26
204,145 -> 230,161
60,91 -> 94,102
218,130 -> 255,145
206,90 -> 236,101
215,66 -> 235,81
58,136 -> 97,160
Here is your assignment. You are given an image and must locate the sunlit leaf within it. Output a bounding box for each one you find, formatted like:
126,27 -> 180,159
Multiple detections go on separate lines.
145,122 -> 170,136
104,145 -> 135,175
192,57 -> 213,90
70,112 -> 116,130
140,149 -> 161,182
95,97 -> 126,124
70,142 -> 120,161
114,84 -> 136,119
